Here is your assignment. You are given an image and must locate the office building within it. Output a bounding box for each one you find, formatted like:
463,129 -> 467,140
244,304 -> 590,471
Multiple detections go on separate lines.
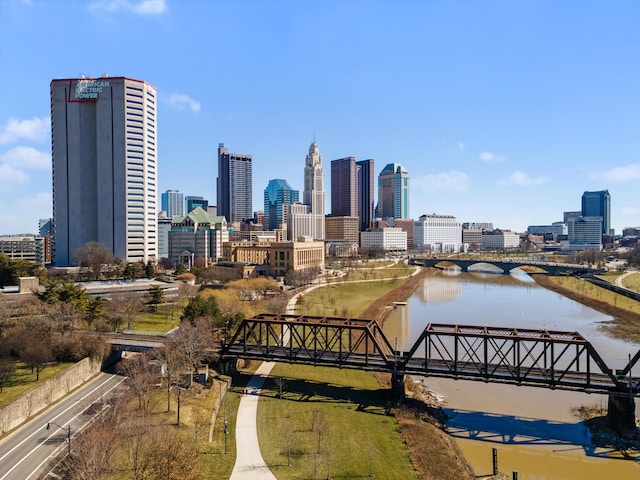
414,214 -> 462,253
168,207 -> 228,268
264,179 -> 299,230
185,195 -> 209,213
50,76 -> 157,266
360,227 -> 407,252
566,216 -> 603,250
38,218 -> 53,237
217,143 -> 252,223
356,159 -> 375,231
377,163 -> 409,220
288,142 -> 325,240
161,189 -> 184,218
481,230 -> 520,250
331,157 -> 357,217
581,190 -> 611,235
325,216 -> 360,243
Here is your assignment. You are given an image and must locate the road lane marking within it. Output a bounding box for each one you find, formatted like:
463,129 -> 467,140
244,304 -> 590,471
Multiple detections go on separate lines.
0,375 -> 125,479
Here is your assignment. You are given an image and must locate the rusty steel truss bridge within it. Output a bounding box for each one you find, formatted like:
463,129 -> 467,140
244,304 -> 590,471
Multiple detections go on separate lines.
221,313 -> 640,398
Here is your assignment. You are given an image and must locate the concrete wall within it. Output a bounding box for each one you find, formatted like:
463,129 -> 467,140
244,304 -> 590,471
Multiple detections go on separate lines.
0,357 -> 102,435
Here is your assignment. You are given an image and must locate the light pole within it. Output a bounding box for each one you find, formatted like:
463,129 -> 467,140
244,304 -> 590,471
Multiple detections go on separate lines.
223,420 -> 228,454
46,421 -> 71,456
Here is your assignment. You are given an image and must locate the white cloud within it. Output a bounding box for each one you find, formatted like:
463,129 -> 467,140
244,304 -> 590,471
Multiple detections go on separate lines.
0,116 -> 50,144
169,93 -> 201,113
479,151 -> 507,162
1,146 -> 50,170
414,170 -> 470,192
89,0 -> 167,15
597,163 -> 640,183
0,164 -> 29,186
498,171 -> 549,187
458,142 -> 465,150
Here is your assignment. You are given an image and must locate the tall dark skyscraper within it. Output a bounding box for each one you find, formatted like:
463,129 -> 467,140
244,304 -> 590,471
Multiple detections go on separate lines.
581,190 -> 611,235
377,163 -> 410,220
217,143 -> 252,224
356,159 -> 375,231
264,179 -> 299,230
331,157 -> 357,217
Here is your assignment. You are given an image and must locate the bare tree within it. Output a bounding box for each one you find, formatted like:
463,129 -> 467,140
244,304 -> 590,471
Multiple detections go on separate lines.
151,428 -> 201,479
117,353 -> 157,413
311,407 -> 329,454
72,241 -> 115,280
60,424 -> 118,480
0,358 -> 16,393
20,338 -> 53,381
107,294 -> 144,331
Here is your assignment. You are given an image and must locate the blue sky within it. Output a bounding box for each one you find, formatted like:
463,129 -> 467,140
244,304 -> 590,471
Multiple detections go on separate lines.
1,0 -> 638,236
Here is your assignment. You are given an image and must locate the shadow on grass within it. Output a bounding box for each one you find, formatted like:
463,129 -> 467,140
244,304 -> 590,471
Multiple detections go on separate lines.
444,408 -> 640,461
229,371 -> 393,415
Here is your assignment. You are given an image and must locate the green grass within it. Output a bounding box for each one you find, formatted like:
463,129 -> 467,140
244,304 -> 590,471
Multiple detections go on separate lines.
0,361 -> 75,406
622,272 -> 640,292
549,276 -> 640,315
257,363 -> 417,480
132,303 -> 184,332
297,278 -> 405,317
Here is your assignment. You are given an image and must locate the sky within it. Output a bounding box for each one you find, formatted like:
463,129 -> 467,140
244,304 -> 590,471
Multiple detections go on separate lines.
0,0 -> 638,236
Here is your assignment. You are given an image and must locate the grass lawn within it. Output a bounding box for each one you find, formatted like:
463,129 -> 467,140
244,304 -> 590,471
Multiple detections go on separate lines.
549,276 -> 640,316
131,303 -> 184,333
0,361 -> 75,407
622,272 -> 640,292
256,363 -> 417,480
297,278 -> 406,317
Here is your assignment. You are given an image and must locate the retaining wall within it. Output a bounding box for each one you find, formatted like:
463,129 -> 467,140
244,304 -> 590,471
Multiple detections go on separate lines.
0,357 -> 102,435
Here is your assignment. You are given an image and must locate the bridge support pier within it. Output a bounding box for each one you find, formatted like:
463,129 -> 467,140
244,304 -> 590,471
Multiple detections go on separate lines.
391,372 -> 406,403
607,395 -> 638,438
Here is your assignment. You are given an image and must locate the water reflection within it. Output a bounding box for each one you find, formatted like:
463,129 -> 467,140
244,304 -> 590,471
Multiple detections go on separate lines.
382,271 -> 640,476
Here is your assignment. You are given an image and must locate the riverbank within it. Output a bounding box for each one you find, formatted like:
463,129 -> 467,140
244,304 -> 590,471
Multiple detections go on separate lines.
531,274 -> 640,344
362,268 -> 482,479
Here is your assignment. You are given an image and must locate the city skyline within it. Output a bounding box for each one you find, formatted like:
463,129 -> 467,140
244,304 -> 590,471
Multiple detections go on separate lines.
1,1 -> 639,236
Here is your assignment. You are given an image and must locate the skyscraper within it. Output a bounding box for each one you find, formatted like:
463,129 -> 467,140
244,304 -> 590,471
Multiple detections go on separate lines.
264,179 -> 299,230
356,159 -> 375,231
331,157 -> 357,217
303,142 -> 325,239
185,196 -> 209,213
50,76 -> 158,266
581,190 -> 611,235
377,163 -> 410,220
217,144 -> 252,224
161,189 -> 184,218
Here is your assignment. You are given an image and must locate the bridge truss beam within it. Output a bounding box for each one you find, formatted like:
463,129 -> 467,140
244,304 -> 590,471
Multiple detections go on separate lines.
224,313 -> 396,370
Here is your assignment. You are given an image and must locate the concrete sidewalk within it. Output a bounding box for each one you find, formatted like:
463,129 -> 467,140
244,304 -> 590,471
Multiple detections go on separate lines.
229,361 -> 277,480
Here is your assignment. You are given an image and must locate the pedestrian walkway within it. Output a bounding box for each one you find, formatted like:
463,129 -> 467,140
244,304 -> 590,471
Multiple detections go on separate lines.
229,361 -> 277,480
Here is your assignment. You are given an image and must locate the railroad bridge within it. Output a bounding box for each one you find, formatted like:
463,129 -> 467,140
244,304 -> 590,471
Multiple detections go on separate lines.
221,313 -> 640,436
409,257 -> 605,275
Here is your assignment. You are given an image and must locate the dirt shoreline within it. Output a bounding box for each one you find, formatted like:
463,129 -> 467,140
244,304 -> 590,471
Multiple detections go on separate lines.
531,273 -> 640,343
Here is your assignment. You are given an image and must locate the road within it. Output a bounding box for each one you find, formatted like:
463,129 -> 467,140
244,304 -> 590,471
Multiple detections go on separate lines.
0,372 -> 126,480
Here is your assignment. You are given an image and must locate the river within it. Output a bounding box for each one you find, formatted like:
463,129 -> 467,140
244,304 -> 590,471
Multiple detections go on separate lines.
382,268 -> 640,479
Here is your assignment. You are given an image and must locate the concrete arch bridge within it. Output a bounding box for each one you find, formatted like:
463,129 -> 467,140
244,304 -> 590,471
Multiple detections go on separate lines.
409,257 -> 605,276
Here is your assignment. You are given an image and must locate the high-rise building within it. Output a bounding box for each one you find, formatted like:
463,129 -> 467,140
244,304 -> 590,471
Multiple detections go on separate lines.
377,163 -> 410,220
50,76 -> 157,266
264,179 -> 299,230
356,159 -> 375,231
581,190 -> 611,235
414,214 -> 462,253
331,157 -> 357,217
301,142 -> 325,240
161,189 -> 184,218
217,143 -> 252,224
185,195 -> 209,213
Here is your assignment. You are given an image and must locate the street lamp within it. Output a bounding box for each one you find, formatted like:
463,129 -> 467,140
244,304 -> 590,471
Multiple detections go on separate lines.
223,420 -> 228,454
46,421 -> 71,456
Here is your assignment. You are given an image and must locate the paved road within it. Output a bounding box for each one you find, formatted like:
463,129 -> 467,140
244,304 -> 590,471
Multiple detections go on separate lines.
0,372 -> 126,480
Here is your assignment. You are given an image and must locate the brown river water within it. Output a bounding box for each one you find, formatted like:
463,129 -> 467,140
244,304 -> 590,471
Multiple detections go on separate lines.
383,269 -> 640,479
